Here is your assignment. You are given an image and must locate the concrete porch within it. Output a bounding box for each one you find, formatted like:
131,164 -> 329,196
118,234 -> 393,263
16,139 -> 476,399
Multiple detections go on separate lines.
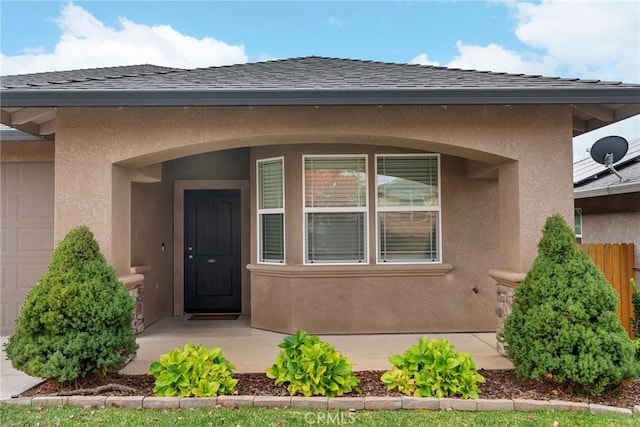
120,316 -> 513,375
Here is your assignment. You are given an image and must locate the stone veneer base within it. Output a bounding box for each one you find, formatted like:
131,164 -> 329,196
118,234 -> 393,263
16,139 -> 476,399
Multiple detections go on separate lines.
3,396 -> 637,417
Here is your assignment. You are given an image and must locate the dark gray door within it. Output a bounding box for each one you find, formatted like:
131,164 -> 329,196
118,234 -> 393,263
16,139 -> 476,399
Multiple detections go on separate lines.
185,190 -> 241,312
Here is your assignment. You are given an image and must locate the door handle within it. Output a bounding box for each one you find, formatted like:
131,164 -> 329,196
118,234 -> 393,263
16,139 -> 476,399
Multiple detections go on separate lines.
188,255 -> 193,260
207,258 -> 217,263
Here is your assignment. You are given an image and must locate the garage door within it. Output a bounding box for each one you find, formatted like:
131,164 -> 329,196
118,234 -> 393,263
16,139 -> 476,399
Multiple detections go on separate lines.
1,162 -> 54,334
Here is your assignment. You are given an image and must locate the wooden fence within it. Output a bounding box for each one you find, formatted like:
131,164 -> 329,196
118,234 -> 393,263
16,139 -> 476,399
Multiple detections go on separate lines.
579,243 -> 635,338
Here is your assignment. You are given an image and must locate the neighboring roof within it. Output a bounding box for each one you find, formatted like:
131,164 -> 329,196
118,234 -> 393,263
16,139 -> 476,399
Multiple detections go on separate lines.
1,56 -> 639,138
0,124 -> 45,141
574,137 -> 640,198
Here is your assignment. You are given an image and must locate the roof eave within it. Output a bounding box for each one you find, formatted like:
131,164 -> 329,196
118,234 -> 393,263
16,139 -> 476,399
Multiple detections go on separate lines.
2,87 -> 639,107
574,181 -> 640,199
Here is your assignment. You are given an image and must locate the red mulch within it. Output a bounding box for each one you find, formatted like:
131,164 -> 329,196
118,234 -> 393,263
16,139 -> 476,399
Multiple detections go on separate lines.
18,370 -> 640,409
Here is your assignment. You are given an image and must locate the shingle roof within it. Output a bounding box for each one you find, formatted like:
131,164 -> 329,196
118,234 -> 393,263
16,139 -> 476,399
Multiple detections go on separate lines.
574,137 -> 640,188
1,57 -> 638,139
2,57 -> 637,92
0,64 -> 181,89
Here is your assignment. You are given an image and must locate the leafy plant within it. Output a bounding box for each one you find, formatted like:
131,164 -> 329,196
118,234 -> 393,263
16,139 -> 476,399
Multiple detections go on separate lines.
266,330 -> 360,397
149,343 -> 237,397
633,339 -> 640,360
631,278 -> 640,338
4,226 -> 138,383
381,337 -> 484,399
503,214 -> 639,395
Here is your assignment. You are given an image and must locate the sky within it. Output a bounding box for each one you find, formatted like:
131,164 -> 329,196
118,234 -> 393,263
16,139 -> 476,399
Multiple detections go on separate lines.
1,0 -> 639,160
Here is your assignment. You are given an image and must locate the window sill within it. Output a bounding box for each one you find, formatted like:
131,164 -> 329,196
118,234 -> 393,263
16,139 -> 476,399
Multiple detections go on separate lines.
246,263 -> 453,278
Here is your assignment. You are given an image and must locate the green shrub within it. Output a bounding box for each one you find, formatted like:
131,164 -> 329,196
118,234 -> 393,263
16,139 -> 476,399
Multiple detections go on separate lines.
503,214 -> 639,395
633,339 -> 640,360
3,226 -> 138,383
266,330 -> 360,397
631,278 -> 640,338
149,343 -> 237,397
381,337 -> 484,399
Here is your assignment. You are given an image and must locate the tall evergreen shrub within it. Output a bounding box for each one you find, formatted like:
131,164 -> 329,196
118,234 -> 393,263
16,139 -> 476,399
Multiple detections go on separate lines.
503,214 -> 639,395
631,278 -> 640,338
4,226 -> 138,382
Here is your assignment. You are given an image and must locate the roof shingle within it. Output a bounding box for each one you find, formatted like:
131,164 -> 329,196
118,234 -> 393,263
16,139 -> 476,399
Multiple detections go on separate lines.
2,57 -> 638,91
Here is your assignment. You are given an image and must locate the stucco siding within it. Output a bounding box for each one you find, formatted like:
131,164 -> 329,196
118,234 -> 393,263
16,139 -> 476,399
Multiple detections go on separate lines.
47,104 -> 574,333
249,145 -> 501,333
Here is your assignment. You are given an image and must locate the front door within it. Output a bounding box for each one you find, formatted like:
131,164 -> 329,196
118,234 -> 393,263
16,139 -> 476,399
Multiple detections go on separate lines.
184,190 -> 241,313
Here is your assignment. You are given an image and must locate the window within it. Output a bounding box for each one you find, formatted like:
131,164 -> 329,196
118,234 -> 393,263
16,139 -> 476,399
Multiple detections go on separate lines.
257,158 -> 284,263
574,208 -> 583,243
304,156 -> 367,264
376,155 -> 441,263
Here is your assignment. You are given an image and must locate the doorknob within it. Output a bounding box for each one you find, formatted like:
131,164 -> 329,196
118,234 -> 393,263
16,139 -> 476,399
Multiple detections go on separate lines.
207,258 -> 217,263
188,255 -> 193,259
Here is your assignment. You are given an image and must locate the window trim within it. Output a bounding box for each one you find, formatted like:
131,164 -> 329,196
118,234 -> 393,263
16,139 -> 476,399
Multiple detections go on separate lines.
257,156 -> 285,265
375,153 -> 442,265
302,154 -> 369,265
574,208 -> 583,243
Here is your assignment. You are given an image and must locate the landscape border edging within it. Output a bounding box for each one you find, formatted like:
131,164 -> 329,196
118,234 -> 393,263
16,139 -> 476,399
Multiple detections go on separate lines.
2,396 -> 637,416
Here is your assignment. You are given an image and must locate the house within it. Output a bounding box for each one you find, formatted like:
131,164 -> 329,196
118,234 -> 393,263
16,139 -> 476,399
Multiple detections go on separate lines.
2,57 -> 639,335
574,137 -> 640,284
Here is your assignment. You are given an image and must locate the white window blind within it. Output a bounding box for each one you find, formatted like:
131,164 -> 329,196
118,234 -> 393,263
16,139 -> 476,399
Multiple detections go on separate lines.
376,155 -> 441,263
258,158 -> 284,263
304,156 -> 367,263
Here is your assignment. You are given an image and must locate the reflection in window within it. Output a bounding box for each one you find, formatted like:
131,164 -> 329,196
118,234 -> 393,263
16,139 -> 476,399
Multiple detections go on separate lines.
304,156 -> 367,263
377,155 -> 441,263
258,158 -> 284,263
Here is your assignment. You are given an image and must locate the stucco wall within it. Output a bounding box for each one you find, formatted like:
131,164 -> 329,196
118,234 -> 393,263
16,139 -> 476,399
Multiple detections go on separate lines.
131,178 -> 173,326
49,104 -> 574,332
249,144 -> 501,333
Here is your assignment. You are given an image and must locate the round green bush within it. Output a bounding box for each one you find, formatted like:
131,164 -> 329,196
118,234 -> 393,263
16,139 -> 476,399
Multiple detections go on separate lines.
149,343 -> 238,397
503,214 -> 639,395
3,226 -> 138,382
266,330 -> 360,397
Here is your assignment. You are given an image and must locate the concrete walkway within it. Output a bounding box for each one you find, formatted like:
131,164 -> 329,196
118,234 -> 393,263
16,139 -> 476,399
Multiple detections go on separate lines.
121,316 -> 512,374
2,316 -> 513,400
1,336 -> 43,400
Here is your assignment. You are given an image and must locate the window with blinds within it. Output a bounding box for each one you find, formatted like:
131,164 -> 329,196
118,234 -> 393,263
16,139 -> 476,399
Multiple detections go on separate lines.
303,156 -> 368,264
258,157 -> 284,263
376,155 -> 441,263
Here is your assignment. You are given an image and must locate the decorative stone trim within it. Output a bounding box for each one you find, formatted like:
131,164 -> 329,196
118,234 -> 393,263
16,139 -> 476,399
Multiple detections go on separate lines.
118,273 -> 145,336
489,269 -> 526,357
495,284 -> 516,356
4,396 -> 637,416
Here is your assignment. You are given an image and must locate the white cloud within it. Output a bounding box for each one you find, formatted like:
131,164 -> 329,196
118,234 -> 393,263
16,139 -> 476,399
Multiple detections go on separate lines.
514,0 -> 639,82
410,53 -> 440,66
442,0 -> 639,82
447,41 -> 556,75
0,4 -> 247,75
328,16 -> 342,27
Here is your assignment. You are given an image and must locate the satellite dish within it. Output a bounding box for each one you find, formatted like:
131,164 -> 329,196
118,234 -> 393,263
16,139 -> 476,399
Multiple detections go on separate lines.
589,136 -> 628,182
590,136 -> 628,165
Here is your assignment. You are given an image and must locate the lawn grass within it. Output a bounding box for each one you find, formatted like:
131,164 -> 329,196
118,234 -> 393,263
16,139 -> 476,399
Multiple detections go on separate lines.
1,403 -> 636,427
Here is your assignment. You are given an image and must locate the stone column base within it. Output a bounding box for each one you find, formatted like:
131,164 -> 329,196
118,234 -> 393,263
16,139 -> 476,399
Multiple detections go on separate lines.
489,270 -> 526,356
